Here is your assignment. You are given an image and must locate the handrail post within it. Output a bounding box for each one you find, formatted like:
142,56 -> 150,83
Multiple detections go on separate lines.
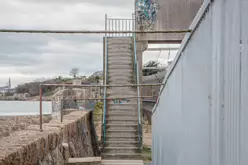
39,86 -> 43,132
132,13 -> 142,150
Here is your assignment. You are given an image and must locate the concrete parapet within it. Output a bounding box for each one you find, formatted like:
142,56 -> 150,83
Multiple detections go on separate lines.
0,111 -> 99,165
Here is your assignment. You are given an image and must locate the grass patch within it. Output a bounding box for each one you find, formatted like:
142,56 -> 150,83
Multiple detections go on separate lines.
142,145 -> 152,162
93,101 -> 103,122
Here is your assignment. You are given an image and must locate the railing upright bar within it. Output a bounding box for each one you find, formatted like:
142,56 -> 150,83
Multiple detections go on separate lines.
126,20 -> 128,37
129,20 -> 131,36
118,20 -> 120,37
122,20 -> 124,37
115,19 -> 117,37
111,19 -> 114,37
39,86 -> 43,132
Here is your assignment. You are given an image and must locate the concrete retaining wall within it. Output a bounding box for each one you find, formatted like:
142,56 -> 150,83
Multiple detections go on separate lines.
0,111 -> 99,165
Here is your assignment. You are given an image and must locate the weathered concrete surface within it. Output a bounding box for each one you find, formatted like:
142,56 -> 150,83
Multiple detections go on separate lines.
0,111 -> 99,165
136,0 -> 204,42
67,157 -> 101,165
103,37 -> 142,160
0,115 -> 51,139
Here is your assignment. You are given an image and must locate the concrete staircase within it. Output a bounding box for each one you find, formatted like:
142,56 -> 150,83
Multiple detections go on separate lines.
102,37 -> 141,160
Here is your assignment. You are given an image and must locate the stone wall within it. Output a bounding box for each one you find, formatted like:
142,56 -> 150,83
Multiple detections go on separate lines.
0,111 -> 99,165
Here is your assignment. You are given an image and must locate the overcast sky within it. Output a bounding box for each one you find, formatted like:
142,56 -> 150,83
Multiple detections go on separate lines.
0,0 -> 179,87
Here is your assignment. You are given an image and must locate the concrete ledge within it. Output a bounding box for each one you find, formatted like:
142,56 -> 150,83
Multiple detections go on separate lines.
0,111 -> 96,165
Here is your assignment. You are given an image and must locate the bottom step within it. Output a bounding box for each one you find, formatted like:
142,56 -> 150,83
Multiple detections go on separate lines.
102,160 -> 144,165
67,157 -> 101,165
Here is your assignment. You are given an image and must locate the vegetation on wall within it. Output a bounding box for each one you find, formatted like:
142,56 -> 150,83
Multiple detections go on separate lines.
142,60 -> 161,76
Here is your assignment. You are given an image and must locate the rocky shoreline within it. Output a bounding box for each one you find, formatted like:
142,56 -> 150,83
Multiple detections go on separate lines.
0,115 -> 52,138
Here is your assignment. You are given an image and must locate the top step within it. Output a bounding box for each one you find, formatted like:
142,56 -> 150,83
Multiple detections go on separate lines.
107,38 -> 133,44
107,37 -> 132,41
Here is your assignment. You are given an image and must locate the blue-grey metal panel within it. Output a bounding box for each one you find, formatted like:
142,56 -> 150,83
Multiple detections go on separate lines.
152,0 -> 248,164
222,0 -> 241,164
240,1 -> 248,164
152,2 -> 212,164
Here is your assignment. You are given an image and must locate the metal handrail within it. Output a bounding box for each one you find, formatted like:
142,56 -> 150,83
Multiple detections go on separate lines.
103,14 -> 108,146
106,15 -> 134,37
132,14 -> 142,150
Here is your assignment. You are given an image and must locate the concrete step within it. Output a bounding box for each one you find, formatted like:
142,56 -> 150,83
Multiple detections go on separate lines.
107,91 -> 137,96
108,41 -> 132,45
106,120 -> 138,125
102,153 -> 141,160
107,127 -> 138,131
105,141 -> 139,147
108,57 -> 132,62
108,65 -> 132,70
106,130 -> 138,137
106,135 -> 138,141
108,60 -> 132,65
107,91 -> 137,95
108,53 -> 132,57
108,44 -> 132,49
107,88 -> 136,93
106,82 -> 136,86
108,48 -> 132,54
108,103 -> 137,110
107,116 -> 138,121
108,69 -> 133,74
108,71 -> 133,78
107,129 -> 138,132
108,79 -> 132,84
107,100 -> 137,105
102,160 -> 143,165
104,146 -> 139,154
108,40 -> 133,45
107,112 -> 137,116
107,86 -> 135,90
107,109 -> 137,114
67,157 -> 101,165
107,37 -> 132,42
107,95 -> 137,99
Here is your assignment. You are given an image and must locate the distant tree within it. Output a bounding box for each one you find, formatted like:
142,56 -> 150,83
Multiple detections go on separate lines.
70,68 -> 79,78
95,76 -> 100,83
57,76 -> 63,80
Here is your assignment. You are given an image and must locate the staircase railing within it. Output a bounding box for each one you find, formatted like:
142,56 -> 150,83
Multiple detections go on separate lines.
105,14 -> 134,37
132,14 -> 142,150
102,14 -> 142,150
102,14 -> 108,148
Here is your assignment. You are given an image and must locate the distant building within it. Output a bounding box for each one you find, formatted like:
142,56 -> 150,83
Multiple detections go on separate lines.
13,93 -> 29,100
0,78 -> 14,94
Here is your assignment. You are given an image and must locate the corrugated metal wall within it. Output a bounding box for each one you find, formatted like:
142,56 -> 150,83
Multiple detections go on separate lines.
152,0 -> 248,164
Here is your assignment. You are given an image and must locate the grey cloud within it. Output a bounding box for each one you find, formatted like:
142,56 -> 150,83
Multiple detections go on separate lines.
22,0 -> 134,7
0,0 -> 134,86
0,33 -> 103,66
